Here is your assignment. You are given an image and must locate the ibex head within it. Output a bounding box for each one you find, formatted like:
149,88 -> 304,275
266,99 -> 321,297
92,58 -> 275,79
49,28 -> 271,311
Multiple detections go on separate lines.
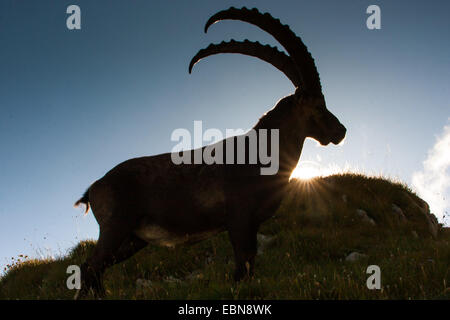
189,7 -> 346,146
291,90 -> 346,146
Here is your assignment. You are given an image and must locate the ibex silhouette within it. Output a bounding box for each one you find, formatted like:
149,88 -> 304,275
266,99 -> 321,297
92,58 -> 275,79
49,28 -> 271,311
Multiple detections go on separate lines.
74,7 -> 346,299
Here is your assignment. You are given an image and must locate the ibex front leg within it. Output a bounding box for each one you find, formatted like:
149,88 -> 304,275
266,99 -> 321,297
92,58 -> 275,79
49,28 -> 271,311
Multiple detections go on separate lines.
227,217 -> 258,281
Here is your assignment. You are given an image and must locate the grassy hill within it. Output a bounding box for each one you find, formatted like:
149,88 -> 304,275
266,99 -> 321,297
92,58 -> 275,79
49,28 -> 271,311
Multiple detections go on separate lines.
1,173 -> 449,299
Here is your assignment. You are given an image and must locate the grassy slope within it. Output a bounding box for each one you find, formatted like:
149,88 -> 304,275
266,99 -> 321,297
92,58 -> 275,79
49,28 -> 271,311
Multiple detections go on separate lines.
1,174 -> 449,299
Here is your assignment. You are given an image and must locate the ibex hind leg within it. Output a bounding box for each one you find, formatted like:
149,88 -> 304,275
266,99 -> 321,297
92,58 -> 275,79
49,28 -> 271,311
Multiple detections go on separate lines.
75,219 -> 145,299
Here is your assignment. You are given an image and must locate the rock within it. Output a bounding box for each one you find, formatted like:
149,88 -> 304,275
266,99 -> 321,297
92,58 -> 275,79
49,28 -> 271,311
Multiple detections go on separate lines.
204,252 -> 213,265
356,209 -> 366,216
257,233 -> 275,255
164,276 -> 182,283
417,197 -> 430,213
345,252 -> 368,262
136,278 -> 153,296
392,203 -> 407,222
342,194 -> 348,203
426,212 -> 439,239
257,233 -> 274,245
404,194 -> 440,239
356,209 -> 376,226
185,270 -> 204,281
136,278 -> 152,289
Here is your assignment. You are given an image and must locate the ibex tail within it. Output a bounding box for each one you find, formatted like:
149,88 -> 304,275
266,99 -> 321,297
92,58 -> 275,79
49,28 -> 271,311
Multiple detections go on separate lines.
74,189 -> 90,215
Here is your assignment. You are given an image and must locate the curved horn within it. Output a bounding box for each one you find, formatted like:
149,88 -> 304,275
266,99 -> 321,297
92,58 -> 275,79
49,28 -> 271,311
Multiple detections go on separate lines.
205,7 -> 322,94
189,40 -> 302,87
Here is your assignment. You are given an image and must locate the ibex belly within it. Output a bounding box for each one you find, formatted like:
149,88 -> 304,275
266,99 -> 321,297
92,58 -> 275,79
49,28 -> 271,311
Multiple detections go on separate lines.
134,225 -> 222,248
134,176 -> 226,247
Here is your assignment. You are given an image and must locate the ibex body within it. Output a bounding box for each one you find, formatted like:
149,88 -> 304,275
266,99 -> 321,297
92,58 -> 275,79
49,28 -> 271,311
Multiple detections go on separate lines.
74,7 -> 346,298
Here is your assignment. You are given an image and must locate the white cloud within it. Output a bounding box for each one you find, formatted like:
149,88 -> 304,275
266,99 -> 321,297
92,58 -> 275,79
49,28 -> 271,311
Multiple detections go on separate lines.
412,119 -> 450,225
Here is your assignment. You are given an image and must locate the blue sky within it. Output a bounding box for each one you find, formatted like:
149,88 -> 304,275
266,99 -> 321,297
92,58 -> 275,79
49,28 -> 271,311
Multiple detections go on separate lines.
1,0 -> 449,273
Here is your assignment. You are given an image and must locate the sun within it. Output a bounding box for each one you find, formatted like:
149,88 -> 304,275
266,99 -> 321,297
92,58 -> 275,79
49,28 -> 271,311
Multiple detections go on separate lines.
290,161 -> 322,180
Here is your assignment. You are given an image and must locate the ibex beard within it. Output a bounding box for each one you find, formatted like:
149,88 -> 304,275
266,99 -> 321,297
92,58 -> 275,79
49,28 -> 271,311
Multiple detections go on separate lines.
73,7 -> 346,299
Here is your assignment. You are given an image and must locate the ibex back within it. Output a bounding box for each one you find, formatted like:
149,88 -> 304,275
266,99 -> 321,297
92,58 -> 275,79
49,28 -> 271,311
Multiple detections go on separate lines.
74,7 -> 346,299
